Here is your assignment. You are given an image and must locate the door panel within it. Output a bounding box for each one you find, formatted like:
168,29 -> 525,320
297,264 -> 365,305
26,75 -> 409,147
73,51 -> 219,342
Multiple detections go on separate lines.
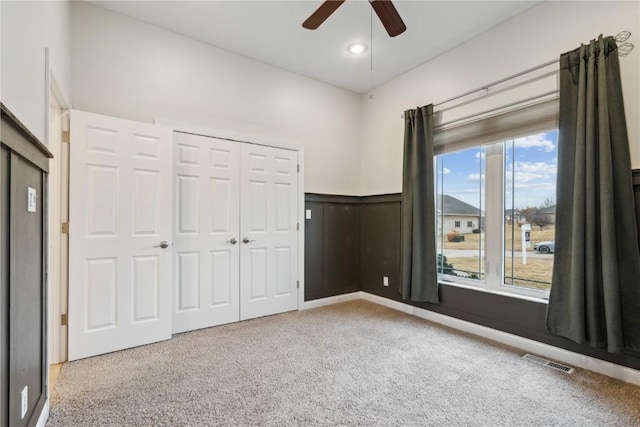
133,170 -> 160,234
68,110 -> 172,361
177,252 -> 200,311
172,133 -> 240,333
240,144 -> 298,320
132,255 -> 160,322
85,257 -> 117,330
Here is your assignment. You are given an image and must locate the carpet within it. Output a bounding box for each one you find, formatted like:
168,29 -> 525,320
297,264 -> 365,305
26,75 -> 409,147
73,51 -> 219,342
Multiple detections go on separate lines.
47,300 -> 640,426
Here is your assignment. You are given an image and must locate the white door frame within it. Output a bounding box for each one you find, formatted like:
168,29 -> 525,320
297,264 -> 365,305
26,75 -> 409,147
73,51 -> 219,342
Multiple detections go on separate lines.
45,48 -> 71,365
155,118 -> 306,311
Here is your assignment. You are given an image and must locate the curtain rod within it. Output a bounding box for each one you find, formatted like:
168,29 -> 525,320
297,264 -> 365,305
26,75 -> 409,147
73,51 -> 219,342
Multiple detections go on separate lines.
401,31 -> 634,119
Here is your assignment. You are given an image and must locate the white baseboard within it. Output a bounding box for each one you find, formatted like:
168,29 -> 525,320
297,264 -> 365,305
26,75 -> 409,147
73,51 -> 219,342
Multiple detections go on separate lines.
355,292 -> 640,386
301,292 -> 363,310
36,400 -> 49,427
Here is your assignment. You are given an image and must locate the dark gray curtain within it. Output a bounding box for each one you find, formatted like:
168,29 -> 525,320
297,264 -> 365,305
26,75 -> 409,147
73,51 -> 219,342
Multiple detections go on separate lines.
401,105 -> 439,303
546,35 -> 640,354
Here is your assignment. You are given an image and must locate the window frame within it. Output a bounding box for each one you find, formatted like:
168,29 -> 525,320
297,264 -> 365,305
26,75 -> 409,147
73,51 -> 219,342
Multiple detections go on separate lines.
433,98 -> 559,303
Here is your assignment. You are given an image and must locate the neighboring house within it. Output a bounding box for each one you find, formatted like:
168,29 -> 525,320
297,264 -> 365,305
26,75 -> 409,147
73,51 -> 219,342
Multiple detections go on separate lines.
538,205 -> 556,224
436,195 -> 483,234
505,209 -> 526,224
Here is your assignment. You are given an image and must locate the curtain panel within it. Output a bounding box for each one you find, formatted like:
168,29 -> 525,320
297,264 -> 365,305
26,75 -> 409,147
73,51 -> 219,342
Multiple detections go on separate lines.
546,35 -> 640,354
401,105 -> 439,303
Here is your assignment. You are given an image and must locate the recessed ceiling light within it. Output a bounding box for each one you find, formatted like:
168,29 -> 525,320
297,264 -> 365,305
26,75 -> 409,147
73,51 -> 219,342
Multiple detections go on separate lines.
347,42 -> 368,55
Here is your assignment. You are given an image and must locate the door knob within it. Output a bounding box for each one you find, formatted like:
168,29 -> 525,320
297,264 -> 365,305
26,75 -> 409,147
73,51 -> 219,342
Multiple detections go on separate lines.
242,237 -> 256,244
226,238 -> 238,244
154,240 -> 169,249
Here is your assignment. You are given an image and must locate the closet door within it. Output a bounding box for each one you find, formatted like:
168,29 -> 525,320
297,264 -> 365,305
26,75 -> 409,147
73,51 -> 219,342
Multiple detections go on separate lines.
240,144 -> 299,320
68,110 -> 173,361
173,133 -> 240,333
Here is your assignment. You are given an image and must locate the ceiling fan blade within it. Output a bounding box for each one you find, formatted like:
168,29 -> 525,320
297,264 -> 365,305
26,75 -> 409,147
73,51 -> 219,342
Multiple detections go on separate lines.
302,0 -> 347,30
370,0 -> 406,37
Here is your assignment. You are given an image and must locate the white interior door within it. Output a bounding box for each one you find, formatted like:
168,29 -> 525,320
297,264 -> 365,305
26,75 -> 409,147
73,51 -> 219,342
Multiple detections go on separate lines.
240,144 -> 298,320
172,133 -> 240,333
68,110 -> 173,361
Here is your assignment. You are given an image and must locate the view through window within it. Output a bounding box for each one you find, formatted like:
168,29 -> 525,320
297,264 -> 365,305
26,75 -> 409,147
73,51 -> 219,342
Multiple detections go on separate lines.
436,146 -> 486,282
435,130 -> 558,295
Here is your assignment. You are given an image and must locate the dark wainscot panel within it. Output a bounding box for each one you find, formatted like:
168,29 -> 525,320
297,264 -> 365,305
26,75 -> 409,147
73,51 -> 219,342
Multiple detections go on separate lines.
1,103 -> 52,427
306,185 -> 640,371
634,170 -> 640,248
304,194 -> 360,300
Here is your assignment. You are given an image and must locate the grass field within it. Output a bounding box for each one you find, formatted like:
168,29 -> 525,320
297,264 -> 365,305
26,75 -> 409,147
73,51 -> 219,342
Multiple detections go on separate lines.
438,224 -> 556,290
439,225 -> 555,250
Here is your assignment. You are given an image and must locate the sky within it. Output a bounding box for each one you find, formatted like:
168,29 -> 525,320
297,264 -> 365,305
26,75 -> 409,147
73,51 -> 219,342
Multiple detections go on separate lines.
436,130 -> 559,210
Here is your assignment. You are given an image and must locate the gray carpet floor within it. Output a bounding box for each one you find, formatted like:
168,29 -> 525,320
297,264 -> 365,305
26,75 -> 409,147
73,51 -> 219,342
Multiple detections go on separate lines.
48,300 -> 640,426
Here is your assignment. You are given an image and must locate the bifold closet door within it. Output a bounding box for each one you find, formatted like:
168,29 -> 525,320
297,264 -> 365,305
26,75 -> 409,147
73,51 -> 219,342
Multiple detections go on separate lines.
173,133 -> 241,333
173,134 -> 299,331
68,110 -> 173,361
240,144 -> 298,320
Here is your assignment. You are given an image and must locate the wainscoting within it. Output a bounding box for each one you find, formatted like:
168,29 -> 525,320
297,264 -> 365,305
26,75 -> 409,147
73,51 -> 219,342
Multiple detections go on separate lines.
304,195 -> 360,300
1,104 -> 52,427
634,170 -> 640,248
305,179 -> 640,371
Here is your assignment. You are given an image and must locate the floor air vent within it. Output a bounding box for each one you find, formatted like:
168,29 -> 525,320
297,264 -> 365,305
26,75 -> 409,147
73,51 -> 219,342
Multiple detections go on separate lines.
522,354 -> 574,373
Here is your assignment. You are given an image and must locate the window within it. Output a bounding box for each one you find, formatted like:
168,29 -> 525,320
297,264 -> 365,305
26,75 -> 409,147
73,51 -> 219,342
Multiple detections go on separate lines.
436,146 -> 485,281
435,129 -> 558,298
504,132 -> 557,292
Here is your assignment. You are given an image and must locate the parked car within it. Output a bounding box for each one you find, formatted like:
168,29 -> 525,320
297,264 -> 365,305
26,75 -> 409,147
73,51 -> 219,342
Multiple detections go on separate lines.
533,241 -> 555,254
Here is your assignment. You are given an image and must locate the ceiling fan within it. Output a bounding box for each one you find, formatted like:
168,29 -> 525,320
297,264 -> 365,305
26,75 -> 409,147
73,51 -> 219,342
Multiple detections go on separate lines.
302,0 -> 406,38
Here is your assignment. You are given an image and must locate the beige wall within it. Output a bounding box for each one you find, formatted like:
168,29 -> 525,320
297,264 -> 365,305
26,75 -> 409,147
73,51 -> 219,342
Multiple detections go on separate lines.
70,2 -> 362,195
359,1 -> 640,196
1,0 -> 70,143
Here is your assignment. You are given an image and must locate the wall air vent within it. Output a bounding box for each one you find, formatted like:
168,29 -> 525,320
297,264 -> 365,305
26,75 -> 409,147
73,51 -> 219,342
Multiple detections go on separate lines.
522,353 -> 575,374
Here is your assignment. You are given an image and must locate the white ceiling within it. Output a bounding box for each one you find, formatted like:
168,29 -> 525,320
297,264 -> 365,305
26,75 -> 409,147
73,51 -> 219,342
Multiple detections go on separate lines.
90,1 -> 540,94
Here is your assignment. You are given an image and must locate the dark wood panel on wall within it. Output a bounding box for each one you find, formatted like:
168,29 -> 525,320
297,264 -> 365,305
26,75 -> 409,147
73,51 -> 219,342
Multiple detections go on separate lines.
8,155 -> 45,427
633,169 -> 640,248
305,187 -> 640,370
1,149 -> 9,427
1,104 -> 51,427
360,196 -> 401,297
304,194 -> 360,300
324,203 -> 359,292
304,201 -> 324,299
357,193 -> 640,371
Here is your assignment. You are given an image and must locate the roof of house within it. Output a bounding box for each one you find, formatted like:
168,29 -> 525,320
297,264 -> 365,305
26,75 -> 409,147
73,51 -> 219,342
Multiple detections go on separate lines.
540,205 -> 556,214
436,195 -> 482,216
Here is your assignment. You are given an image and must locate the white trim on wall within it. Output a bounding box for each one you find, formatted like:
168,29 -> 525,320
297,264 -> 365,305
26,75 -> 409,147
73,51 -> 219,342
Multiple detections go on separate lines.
301,292 -> 362,310
45,48 -> 71,133
155,118 -> 306,312
45,47 -> 71,370
303,291 -> 640,386
36,401 -> 49,427
297,147 -> 306,311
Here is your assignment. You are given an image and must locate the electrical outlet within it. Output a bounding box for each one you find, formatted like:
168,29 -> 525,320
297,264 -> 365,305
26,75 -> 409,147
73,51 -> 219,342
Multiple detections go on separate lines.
305,209 -> 311,220
383,276 -> 389,287
21,386 -> 28,419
